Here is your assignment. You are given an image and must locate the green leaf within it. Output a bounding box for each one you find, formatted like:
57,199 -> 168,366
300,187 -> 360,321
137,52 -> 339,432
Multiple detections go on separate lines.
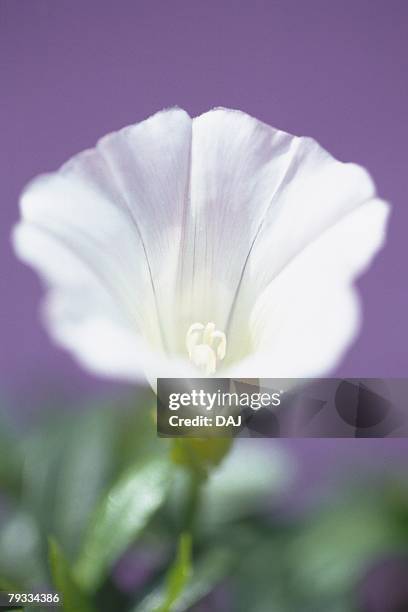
133,547 -> 234,612
48,537 -> 93,612
172,547 -> 234,612
291,498 -> 397,597
160,533 -> 192,612
53,407 -> 118,558
198,440 -> 291,530
74,458 -> 171,592
231,531 -> 305,612
0,576 -> 23,592
21,417 -> 75,535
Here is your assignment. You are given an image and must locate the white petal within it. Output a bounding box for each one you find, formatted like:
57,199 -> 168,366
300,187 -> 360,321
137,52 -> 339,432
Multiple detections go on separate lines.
14,108 -> 193,380
44,297 -> 198,386
227,198 -> 389,378
177,108 -> 297,333
13,223 -> 196,384
180,108 -> 380,368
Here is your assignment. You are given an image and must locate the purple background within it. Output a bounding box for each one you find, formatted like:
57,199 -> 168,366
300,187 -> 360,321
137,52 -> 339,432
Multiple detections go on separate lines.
0,0 -> 407,406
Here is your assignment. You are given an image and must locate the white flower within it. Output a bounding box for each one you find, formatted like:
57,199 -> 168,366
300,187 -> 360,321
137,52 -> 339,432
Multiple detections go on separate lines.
13,108 -> 389,385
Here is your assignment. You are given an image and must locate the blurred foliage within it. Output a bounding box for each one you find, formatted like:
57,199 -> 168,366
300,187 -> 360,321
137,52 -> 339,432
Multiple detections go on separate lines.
74,457 -> 171,592
160,532 -> 192,612
0,393 -> 407,611
48,538 -> 93,612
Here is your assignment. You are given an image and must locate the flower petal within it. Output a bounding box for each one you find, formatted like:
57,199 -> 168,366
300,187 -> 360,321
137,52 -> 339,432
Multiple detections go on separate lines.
226,198 -> 389,378
14,108 -> 193,380
13,223 -> 196,384
177,108 -> 298,334
179,108 -> 380,369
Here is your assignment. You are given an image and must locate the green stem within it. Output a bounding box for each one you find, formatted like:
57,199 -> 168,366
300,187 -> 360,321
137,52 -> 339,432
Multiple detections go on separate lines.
158,469 -> 202,612
183,467 -> 203,534
159,437 -> 232,611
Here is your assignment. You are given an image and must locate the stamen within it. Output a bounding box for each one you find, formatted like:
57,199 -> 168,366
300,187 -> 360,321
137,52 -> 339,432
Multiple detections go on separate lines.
186,323 -> 205,358
185,322 -> 227,375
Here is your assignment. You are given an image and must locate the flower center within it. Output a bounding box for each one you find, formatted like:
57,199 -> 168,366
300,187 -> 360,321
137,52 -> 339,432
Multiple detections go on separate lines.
185,322 -> 227,375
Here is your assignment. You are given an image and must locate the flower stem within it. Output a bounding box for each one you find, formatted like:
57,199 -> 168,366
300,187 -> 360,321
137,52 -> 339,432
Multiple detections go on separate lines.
159,438 -> 232,611
158,467 -> 202,612
183,466 -> 204,534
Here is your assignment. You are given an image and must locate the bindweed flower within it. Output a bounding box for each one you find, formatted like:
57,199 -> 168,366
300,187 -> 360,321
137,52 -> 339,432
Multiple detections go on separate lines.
13,108 -> 389,386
